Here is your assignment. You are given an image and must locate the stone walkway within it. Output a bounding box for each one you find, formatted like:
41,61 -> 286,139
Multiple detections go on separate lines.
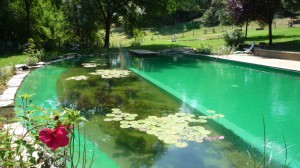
0,71 -> 30,107
212,54 -> 300,73
0,55 -> 75,108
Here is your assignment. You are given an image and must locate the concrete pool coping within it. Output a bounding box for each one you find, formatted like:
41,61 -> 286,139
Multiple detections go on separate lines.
183,52 -> 300,74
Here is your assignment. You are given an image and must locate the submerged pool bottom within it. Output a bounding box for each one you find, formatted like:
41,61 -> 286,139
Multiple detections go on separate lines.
15,53 -> 291,167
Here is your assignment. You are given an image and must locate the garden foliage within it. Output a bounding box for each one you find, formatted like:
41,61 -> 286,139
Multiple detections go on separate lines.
0,94 -> 90,168
223,29 -> 245,48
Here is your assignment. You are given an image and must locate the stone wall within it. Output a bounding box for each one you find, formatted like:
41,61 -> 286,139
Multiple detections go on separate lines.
254,48 -> 300,61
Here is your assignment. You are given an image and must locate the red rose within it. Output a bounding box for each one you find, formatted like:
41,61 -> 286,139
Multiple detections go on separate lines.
39,125 -> 69,150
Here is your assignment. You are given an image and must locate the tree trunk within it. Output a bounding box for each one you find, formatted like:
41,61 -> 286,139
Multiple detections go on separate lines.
245,19 -> 248,39
268,19 -> 273,46
24,0 -> 30,37
104,15 -> 111,50
104,0 -> 111,50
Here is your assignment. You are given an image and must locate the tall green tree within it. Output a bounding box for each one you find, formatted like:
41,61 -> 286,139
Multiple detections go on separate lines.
63,0 -> 99,47
227,0 -> 281,45
96,0 -> 178,49
257,0 -> 281,45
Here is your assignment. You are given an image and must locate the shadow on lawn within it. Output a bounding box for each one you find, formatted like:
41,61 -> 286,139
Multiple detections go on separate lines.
265,40 -> 300,52
246,35 -> 300,52
246,34 -> 300,42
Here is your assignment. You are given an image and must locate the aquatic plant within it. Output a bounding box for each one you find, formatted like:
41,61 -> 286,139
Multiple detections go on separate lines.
66,75 -> 88,81
82,63 -> 98,68
104,108 -> 225,148
89,69 -> 131,79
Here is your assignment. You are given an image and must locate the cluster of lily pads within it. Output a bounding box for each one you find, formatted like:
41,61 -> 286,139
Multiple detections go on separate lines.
104,108 -> 224,148
66,75 -> 88,81
89,69 -> 131,79
81,62 -> 106,68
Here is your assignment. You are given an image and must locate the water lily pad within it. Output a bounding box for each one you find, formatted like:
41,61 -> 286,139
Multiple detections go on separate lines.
198,116 -> 208,119
214,114 -> 225,118
207,109 -> 216,113
66,75 -> 88,81
120,121 -> 130,124
124,117 -> 135,121
146,130 -> 156,135
82,63 -> 98,68
112,111 -> 122,114
175,112 -> 186,117
195,139 -> 204,143
175,142 -> 188,148
112,117 -> 123,121
106,114 -> 116,117
104,118 -> 113,122
120,124 -> 131,128
139,128 -> 148,132
89,72 -> 98,75
163,138 -> 177,144
196,119 -> 207,123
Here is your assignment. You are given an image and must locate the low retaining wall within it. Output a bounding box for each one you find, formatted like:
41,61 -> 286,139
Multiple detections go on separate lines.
254,48 -> 300,61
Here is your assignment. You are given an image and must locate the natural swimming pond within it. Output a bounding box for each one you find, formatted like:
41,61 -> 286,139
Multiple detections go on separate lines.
16,52 -> 300,167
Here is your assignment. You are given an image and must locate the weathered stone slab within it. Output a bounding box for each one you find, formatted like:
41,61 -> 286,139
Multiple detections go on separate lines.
2,87 -> 18,99
7,79 -> 22,87
0,100 -> 14,107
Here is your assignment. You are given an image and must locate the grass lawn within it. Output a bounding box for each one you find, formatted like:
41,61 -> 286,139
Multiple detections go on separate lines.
0,54 -> 28,68
111,19 -> 300,52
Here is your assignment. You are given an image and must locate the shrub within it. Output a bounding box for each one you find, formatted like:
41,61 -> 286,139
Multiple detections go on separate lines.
223,29 -> 245,47
23,38 -> 44,64
0,94 -> 90,167
131,29 -> 144,47
195,48 -> 212,55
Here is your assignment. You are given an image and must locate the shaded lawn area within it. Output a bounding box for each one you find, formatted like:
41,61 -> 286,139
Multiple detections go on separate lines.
137,27 -> 300,53
246,27 -> 300,52
0,54 -> 28,68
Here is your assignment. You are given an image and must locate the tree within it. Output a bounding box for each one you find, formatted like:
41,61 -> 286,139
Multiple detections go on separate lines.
257,0 -> 281,45
282,0 -> 300,11
201,0 -> 232,27
63,0 -> 99,48
96,0 -> 127,49
95,0 -> 177,49
228,0 -> 281,45
227,0 -> 256,38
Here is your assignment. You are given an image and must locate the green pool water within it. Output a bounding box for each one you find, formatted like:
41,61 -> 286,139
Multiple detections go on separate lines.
15,59 -> 119,168
14,52 -> 299,167
129,55 -> 300,167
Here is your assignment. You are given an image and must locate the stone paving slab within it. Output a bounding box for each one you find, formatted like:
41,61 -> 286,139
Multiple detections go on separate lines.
0,71 -> 30,107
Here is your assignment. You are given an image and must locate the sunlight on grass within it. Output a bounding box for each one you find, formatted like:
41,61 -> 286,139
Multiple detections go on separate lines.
111,19 -> 300,52
0,54 -> 28,68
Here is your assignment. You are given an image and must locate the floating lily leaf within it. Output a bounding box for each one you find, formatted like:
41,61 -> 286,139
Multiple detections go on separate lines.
214,114 -> 225,118
120,124 -> 131,128
120,121 -> 130,124
163,138 -> 177,144
82,63 -> 98,68
104,118 -> 113,122
175,142 -> 188,148
198,116 -> 207,119
124,117 -> 135,121
66,75 -> 88,81
112,117 -> 123,121
206,109 -> 216,113
104,108 -> 224,147
106,114 -> 116,117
